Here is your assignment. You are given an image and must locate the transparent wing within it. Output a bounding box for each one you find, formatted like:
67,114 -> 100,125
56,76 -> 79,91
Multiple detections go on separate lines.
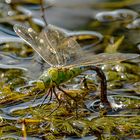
67,53 -> 139,67
39,25 -> 139,66
14,24 -> 59,66
14,24 -> 84,66
39,24 -> 84,66
14,24 -> 139,68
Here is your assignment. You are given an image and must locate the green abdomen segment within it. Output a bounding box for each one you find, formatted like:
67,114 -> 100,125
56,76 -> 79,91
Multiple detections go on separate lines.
48,66 -> 86,85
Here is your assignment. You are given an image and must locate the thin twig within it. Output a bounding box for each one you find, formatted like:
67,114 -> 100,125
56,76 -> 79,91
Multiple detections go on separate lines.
40,0 -> 48,26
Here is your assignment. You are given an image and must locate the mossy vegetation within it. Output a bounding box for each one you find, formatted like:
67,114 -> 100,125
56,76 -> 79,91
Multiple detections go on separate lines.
0,0 -> 139,139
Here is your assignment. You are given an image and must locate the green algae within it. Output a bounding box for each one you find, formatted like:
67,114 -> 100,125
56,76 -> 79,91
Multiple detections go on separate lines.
0,0 -> 139,139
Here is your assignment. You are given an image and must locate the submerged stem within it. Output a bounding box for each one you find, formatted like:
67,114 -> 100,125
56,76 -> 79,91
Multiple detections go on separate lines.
83,65 -> 111,110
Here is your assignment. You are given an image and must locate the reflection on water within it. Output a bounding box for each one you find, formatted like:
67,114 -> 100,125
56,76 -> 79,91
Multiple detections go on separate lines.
95,9 -> 138,22
0,0 -> 140,139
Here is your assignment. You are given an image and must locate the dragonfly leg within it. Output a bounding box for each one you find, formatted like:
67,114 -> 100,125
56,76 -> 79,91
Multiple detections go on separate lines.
47,87 -> 62,116
52,86 -> 61,102
32,89 -> 45,104
57,86 -> 78,118
48,88 -> 53,103
87,65 -> 111,110
39,88 -> 52,107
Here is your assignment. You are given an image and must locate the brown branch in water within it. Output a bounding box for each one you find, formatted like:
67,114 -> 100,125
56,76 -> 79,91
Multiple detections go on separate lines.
40,0 -> 48,27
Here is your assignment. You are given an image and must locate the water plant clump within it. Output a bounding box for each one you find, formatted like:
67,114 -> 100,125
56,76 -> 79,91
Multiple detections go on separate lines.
0,0 -> 139,139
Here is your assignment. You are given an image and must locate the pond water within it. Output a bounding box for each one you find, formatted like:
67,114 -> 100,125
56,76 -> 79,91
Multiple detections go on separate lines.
0,0 -> 140,139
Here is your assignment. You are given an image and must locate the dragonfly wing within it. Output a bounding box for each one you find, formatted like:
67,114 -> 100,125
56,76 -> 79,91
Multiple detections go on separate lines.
14,24 -> 61,66
58,37 -> 85,65
68,53 -> 139,67
14,24 -> 138,68
14,24 -> 87,66
39,24 -> 85,66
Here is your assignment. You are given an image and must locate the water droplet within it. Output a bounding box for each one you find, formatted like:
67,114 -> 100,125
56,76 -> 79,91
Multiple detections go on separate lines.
115,64 -> 124,72
120,74 -> 126,79
8,11 -> 14,16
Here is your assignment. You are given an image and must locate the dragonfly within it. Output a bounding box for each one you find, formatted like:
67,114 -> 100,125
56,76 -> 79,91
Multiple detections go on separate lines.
14,24 -> 139,112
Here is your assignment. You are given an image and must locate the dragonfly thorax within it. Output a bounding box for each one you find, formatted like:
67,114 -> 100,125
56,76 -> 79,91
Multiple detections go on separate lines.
39,67 -> 63,87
